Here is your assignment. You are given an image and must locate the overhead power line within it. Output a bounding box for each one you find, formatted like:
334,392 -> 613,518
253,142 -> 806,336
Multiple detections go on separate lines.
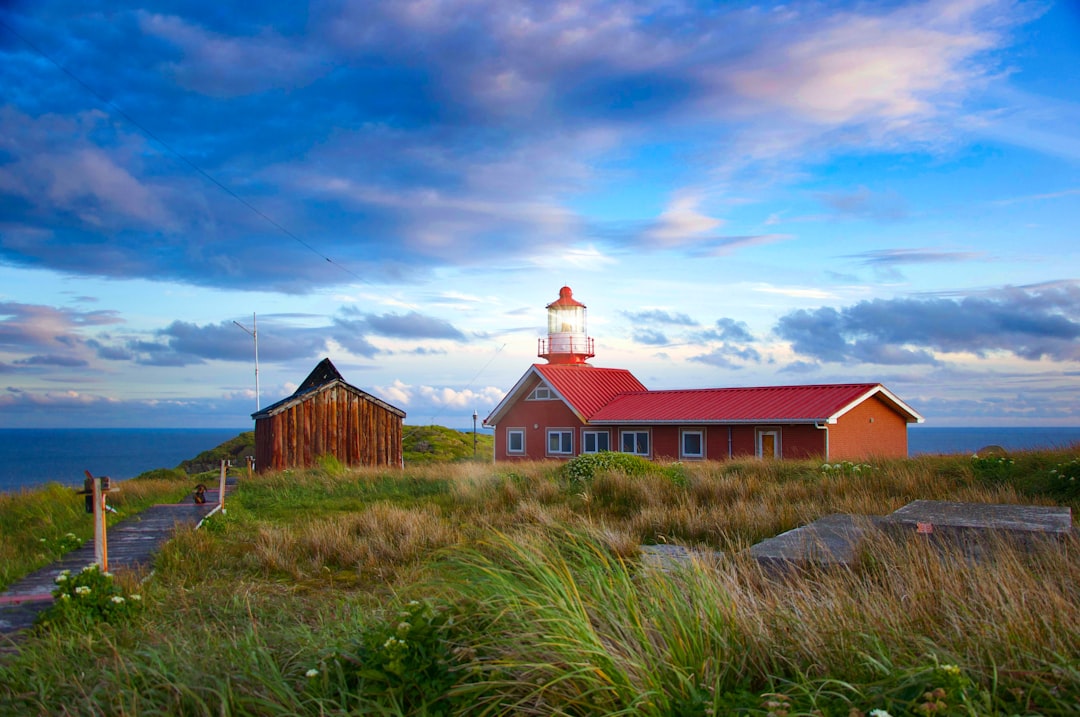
0,18 -> 365,284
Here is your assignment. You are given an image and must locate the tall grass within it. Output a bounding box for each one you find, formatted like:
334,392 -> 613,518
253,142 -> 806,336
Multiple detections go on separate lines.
1,449 -> 1077,715
429,527 -> 1079,715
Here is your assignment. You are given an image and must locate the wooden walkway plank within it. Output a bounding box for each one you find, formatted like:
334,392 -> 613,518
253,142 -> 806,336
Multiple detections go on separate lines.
0,480 -> 235,638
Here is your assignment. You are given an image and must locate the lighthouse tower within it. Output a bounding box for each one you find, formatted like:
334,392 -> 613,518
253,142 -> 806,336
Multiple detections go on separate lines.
537,286 -> 595,364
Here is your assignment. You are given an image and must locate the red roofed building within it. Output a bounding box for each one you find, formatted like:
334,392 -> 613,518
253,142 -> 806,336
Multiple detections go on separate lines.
484,287 -> 923,462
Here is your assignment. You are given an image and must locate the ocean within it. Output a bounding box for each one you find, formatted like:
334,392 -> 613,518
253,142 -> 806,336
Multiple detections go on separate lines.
1,426 -> 1079,495
0,428 -> 248,494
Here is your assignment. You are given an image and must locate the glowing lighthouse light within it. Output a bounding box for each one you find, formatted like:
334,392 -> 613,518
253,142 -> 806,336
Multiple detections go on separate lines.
538,286 -> 595,364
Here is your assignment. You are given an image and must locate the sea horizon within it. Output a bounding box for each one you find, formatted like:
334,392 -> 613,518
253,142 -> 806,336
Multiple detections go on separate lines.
1,425 -> 1078,495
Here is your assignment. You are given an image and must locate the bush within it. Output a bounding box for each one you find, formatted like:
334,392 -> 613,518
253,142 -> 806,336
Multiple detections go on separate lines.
821,460 -> 874,477
36,564 -> 143,629
1044,457 -> 1080,500
132,467 -> 188,481
336,598 -> 463,715
562,451 -> 657,484
970,453 -> 1015,485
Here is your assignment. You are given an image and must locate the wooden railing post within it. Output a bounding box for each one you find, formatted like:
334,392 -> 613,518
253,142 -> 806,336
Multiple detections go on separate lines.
84,470 -> 109,572
219,460 -> 227,513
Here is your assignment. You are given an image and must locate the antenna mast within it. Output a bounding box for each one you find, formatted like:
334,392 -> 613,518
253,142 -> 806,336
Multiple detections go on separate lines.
233,312 -> 260,411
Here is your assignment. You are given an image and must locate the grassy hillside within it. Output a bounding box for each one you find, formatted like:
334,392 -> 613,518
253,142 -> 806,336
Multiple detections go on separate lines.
2,449 -> 1077,715
403,424 -> 493,463
136,425 -> 492,480
177,431 -> 256,475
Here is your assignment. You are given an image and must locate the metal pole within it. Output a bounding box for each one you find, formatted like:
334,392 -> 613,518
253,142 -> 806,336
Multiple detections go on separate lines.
233,312 -> 260,411
253,313 -> 259,411
472,410 -> 478,457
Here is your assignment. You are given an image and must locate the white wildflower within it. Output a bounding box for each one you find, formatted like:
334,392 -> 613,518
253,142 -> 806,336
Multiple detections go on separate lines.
111,596 -> 125,604
869,710 -> 893,717
74,585 -> 91,596
306,669 -> 319,678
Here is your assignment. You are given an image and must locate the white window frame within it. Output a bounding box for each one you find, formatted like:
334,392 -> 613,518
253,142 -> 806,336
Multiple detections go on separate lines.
528,384 -> 554,400
547,429 -> 574,456
582,430 -> 610,454
506,428 -> 526,455
680,429 -> 705,459
756,427 -> 781,459
620,429 -> 650,456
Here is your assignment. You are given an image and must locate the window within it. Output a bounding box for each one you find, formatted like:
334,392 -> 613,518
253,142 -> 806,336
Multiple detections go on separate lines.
528,385 -> 554,400
547,429 -> 573,455
681,430 -> 704,459
620,430 -> 650,456
507,429 -> 525,454
582,430 -> 610,453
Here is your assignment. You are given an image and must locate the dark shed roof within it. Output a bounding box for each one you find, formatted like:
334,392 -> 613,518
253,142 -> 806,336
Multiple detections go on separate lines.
251,357 -> 406,420
294,357 -> 345,394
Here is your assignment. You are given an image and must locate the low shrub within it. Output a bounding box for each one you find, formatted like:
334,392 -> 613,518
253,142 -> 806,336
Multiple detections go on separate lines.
335,598 -> 463,715
36,563 -> 144,629
132,467 -> 188,481
970,453 -> 1015,485
562,451 -> 659,484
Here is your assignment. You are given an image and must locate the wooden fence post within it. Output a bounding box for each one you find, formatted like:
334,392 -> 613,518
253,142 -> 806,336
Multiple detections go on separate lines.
219,460 -> 227,512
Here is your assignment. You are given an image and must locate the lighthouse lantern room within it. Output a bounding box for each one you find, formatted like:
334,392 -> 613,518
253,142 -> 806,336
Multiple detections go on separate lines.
537,286 -> 595,364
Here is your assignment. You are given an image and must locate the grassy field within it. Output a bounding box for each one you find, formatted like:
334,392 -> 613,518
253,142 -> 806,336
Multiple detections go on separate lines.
1,448 -> 1077,715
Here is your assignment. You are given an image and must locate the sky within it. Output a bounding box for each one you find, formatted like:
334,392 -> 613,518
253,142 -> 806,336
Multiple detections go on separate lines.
0,0 -> 1078,430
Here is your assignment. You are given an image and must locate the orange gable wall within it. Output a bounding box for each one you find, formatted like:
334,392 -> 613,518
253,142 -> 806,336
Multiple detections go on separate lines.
828,395 -> 909,460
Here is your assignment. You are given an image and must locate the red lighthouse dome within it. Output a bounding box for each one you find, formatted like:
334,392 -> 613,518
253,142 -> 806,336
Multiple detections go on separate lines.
538,286 -> 595,364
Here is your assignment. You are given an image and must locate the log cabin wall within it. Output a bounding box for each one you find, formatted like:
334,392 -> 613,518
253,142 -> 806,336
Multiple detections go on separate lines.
254,381 -> 404,472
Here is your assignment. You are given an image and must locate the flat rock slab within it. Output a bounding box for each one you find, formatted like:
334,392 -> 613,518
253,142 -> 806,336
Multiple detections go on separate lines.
639,544 -> 725,571
749,514 -> 883,571
884,500 -> 1073,536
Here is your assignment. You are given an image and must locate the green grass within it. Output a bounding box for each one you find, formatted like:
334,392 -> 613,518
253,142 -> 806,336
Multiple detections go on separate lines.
403,424 -> 494,464
0,477 -> 190,591
1,447 -> 1078,715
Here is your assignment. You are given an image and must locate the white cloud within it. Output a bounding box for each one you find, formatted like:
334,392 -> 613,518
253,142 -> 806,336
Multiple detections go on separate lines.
725,0 -> 997,126
138,12 -> 330,96
376,379 -> 506,409
529,245 -> 617,269
647,193 -> 725,247
752,283 -> 837,300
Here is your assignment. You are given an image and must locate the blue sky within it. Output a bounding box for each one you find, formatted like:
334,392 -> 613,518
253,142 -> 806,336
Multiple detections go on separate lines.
0,0 -> 1077,429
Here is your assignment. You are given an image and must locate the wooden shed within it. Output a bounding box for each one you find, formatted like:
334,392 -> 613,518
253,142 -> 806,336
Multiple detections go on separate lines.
252,358 -> 405,472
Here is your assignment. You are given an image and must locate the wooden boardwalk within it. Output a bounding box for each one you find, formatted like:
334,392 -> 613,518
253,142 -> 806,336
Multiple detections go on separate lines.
0,481 -> 234,639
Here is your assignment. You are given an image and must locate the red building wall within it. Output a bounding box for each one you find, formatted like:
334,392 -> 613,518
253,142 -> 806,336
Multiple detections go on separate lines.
493,386 -> 908,462
827,396 -> 908,460
493,389 -> 586,461
779,424 -> 828,459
